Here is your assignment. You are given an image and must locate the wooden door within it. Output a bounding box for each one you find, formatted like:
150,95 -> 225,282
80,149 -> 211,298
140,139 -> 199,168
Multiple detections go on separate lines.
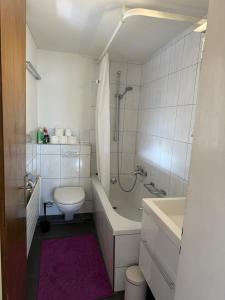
0,0 -> 27,299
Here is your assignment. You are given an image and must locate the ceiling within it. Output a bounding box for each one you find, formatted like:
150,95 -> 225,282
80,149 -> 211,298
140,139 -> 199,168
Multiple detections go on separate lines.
27,0 -> 209,62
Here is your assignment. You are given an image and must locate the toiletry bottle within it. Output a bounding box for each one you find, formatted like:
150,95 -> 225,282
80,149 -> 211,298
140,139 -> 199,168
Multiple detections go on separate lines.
43,127 -> 50,144
37,128 -> 44,144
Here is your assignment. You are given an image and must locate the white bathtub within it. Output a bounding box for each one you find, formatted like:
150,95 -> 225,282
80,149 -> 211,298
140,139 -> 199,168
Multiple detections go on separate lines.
92,176 -> 153,291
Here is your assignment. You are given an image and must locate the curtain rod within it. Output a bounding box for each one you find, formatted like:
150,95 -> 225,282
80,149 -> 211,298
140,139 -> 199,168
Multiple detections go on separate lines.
26,61 -> 41,80
97,7 -> 200,64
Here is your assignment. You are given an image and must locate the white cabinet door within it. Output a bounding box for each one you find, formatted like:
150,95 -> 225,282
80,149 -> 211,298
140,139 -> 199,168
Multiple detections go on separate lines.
140,241 -> 175,300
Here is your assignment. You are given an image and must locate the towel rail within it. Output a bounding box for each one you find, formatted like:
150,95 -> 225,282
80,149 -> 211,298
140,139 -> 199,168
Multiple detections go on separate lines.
26,61 -> 41,80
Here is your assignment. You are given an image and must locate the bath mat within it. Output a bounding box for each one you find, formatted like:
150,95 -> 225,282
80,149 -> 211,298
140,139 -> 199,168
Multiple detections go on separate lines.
38,234 -> 113,300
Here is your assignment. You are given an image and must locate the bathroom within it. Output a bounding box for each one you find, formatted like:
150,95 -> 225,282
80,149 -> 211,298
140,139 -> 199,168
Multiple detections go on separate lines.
1,0 -> 225,299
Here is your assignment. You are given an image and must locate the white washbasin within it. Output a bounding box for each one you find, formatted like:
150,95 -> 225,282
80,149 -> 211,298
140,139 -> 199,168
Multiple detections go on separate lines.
142,197 -> 186,248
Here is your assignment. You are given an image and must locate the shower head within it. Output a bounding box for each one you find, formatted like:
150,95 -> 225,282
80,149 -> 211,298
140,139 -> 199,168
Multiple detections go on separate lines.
118,86 -> 133,100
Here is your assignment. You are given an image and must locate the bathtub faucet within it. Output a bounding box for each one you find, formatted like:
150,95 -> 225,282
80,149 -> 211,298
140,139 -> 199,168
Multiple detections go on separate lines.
132,165 -> 147,177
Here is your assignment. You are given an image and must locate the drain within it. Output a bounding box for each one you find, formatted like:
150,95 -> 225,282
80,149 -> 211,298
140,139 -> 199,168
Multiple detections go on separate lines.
113,206 -> 117,210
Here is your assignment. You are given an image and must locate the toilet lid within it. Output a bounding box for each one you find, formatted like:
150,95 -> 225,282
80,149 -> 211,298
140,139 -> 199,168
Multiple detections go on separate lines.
54,187 -> 85,205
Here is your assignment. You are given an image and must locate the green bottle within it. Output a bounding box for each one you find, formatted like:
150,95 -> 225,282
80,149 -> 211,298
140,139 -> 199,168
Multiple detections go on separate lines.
37,128 -> 44,144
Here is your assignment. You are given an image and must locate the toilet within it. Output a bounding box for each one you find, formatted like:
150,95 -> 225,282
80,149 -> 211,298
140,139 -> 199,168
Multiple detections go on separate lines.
54,187 -> 85,221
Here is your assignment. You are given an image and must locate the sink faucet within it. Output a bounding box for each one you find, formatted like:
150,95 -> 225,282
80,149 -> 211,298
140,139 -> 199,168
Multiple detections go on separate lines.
132,165 -> 147,177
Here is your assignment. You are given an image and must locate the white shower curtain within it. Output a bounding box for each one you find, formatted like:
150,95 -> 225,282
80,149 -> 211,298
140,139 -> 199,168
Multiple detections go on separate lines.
95,54 -> 110,196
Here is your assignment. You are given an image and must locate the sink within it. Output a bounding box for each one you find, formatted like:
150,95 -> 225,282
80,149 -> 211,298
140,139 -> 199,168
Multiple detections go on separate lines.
140,197 -> 186,297
142,197 -> 185,247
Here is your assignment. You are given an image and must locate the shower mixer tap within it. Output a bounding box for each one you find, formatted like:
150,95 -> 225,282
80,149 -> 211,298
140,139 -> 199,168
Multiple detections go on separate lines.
132,165 -> 147,177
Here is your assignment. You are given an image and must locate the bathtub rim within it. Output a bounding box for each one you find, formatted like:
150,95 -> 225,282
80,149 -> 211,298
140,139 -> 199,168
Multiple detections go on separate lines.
92,176 -> 141,235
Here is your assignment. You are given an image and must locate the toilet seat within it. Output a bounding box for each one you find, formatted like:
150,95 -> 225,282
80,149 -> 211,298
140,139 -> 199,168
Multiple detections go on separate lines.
54,187 -> 85,205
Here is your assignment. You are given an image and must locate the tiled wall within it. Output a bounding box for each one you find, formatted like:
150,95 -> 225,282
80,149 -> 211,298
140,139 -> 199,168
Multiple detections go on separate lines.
26,25 -> 39,177
109,62 -> 142,176
90,61 -> 142,178
136,30 -> 204,197
37,144 -> 92,215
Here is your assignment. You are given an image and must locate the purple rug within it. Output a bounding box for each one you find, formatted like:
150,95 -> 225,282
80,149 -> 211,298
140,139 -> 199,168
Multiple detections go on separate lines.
38,234 -> 113,300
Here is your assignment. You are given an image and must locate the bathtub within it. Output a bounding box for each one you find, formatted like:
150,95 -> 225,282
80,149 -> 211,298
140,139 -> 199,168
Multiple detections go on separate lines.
92,176 -> 153,291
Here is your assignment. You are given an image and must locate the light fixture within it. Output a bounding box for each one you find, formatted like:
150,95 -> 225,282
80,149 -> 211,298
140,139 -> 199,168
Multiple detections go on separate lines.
56,0 -> 73,20
194,19 -> 207,33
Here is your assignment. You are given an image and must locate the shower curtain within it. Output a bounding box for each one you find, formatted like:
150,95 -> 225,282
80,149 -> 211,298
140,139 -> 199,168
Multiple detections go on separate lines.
95,54 -> 110,196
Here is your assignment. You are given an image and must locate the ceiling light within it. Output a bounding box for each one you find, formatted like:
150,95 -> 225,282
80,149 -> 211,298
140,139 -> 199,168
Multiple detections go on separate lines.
194,20 -> 207,33
56,0 -> 73,20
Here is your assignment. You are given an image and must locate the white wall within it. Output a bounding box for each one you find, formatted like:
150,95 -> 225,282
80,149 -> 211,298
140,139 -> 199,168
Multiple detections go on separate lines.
37,50 -> 97,139
26,25 -> 39,176
175,0 -> 225,298
26,25 -> 38,134
136,29 -> 204,197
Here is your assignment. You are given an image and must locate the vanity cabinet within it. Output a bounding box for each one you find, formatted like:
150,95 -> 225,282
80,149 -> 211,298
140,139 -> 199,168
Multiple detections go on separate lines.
139,199 -> 183,300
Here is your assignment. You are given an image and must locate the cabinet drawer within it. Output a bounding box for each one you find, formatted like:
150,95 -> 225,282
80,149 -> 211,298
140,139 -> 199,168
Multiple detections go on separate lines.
142,210 -> 179,278
139,241 -> 175,300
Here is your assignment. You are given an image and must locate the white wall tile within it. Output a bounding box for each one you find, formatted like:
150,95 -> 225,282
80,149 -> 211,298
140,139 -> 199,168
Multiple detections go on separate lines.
160,46 -> 171,77
166,72 -> 180,106
79,130 -> 90,143
80,155 -> 91,177
174,106 -> 193,143
189,107 -> 196,143
90,107 -> 96,130
160,77 -> 168,107
169,175 -> 185,197
27,161 -> 33,174
26,142 -> 33,166
110,131 -> 123,153
90,81 -> 97,107
41,178 -> 60,203
178,65 -> 198,105
127,64 -> 142,86
32,156 -> 37,176
36,155 -> 41,175
91,153 -> 97,175
169,38 -> 184,73
80,178 -> 92,201
124,86 -> 140,110
110,109 -> 124,132
60,178 -> 79,187
90,130 -> 96,153
171,142 -> 188,179
185,144 -> 192,181
110,153 -> 119,175
110,61 -> 127,84
37,144 -> 41,155
61,145 -> 80,155
61,156 -> 80,178
40,155 -> 60,178
41,145 -> 60,155
122,132 -> 136,154
80,145 -> 91,155
121,153 -> 135,174
182,32 -> 201,68
123,110 -> 138,132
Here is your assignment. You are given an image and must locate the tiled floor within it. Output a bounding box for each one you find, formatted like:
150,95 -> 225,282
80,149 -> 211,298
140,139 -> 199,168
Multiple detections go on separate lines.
27,216 -> 154,300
